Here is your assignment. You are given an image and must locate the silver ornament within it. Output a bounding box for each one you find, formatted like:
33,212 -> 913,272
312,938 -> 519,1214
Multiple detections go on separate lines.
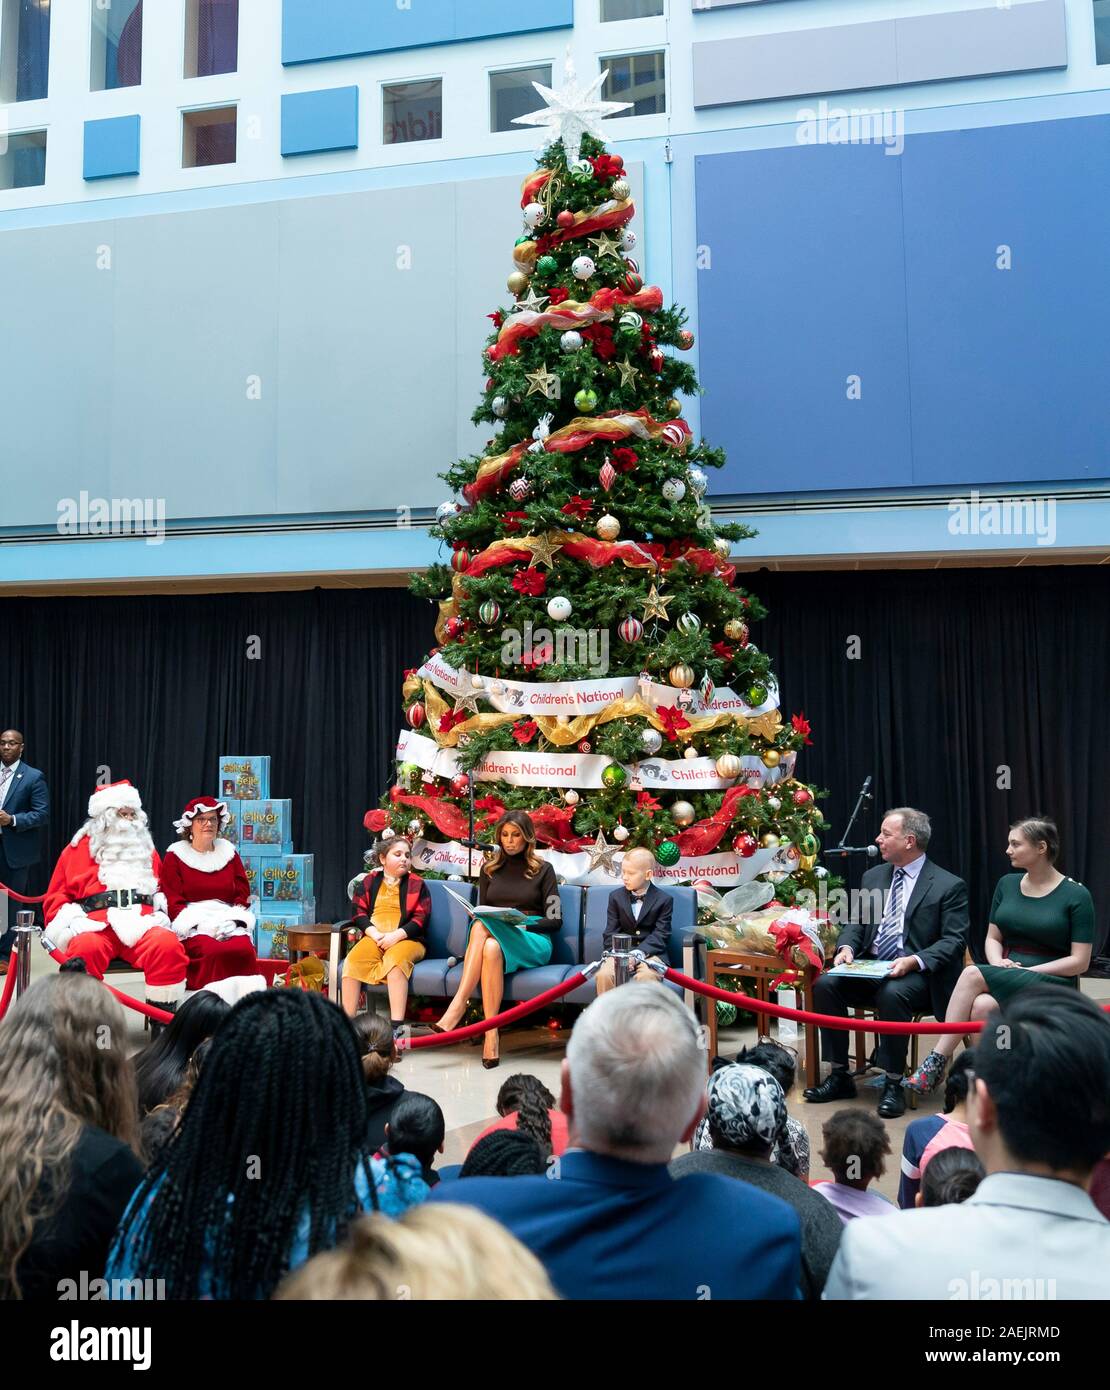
488,679 -> 505,696
564,789 -> 580,806
470,672 -> 484,689
407,818 -> 424,837
436,500 -> 461,523
560,330 -> 583,353
640,727 -> 663,755
684,745 -> 699,760
492,396 -> 509,417
381,827 -> 396,841
611,178 -> 631,200
688,467 -> 709,497
672,800 -> 696,827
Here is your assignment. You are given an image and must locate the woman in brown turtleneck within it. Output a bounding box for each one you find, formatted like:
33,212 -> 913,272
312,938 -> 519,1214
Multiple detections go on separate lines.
434,812 -> 561,1068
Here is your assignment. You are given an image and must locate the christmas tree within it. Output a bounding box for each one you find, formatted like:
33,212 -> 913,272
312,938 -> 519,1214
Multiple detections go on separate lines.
368,61 -> 831,906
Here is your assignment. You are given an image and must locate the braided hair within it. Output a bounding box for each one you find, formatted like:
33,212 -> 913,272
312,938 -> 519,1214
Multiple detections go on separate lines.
461,1129 -> 546,1178
117,990 -> 375,1300
496,1073 -> 555,1156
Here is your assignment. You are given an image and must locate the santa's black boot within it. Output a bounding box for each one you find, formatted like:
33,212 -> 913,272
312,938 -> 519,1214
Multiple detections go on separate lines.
148,1000 -> 179,1039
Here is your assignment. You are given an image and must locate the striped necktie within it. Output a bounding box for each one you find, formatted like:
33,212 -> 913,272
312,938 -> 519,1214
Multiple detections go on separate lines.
0,766 -> 11,802
873,869 -> 906,960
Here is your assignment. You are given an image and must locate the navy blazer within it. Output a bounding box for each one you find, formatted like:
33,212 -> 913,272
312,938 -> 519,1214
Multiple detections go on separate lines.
0,762 -> 50,870
430,1149 -> 801,1300
604,882 -> 673,960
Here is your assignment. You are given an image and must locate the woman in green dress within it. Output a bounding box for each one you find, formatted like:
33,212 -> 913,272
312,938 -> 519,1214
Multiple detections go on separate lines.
906,816 -> 1095,1095
434,811 -> 561,1069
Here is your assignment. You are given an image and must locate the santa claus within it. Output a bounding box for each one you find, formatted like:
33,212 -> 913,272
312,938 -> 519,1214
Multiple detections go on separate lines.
43,781 -> 188,1014
160,796 -> 261,990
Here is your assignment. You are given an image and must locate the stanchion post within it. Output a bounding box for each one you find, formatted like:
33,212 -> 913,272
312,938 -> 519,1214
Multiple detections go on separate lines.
14,910 -> 34,999
612,933 -> 631,987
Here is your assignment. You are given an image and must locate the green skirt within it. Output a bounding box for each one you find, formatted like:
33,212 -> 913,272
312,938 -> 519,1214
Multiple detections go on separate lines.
979,953 -> 1078,1004
469,916 -> 552,974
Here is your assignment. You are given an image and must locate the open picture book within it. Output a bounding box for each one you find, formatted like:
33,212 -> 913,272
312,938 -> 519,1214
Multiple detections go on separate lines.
443,885 -> 533,928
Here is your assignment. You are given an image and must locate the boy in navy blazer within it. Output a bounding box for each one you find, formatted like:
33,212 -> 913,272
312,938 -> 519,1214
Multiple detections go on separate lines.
0,729 -> 50,960
596,846 -> 672,993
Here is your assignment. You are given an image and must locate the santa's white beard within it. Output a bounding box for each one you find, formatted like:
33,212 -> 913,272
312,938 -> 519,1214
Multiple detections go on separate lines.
86,810 -> 158,894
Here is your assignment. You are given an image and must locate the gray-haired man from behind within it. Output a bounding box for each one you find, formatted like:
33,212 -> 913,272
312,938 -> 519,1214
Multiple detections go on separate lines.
431,985 -> 803,1299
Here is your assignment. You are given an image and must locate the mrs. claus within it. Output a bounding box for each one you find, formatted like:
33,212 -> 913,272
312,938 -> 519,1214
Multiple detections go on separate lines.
160,797 -> 263,990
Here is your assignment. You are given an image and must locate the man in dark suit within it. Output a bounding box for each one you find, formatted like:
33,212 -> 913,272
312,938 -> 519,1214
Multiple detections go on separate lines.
0,729 -> 51,967
430,986 -> 802,1299
596,846 -> 672,993
803,806 -> 968,1119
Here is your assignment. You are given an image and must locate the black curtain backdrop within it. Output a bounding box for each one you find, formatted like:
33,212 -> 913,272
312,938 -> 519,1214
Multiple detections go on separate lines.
1,568 -> 1105,959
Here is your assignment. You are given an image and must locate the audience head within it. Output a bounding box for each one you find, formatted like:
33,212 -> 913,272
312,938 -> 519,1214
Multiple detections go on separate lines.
370,836 -> 411,878
275,1204 -> 557,1301
620,846 -> 656,894
732,1039 -> 798,1099
121,989 -> 372,1300
969,989 -> 1110,1182
461,1129 -> 546,1178
943,1048 -> 975,1115
820,1109 -> 891,1187
1007,816 -> 1060,870
877,807 -> 931,864
133,989 -> 230,1114
705,1064 -> 787,1161
564,985 -> 705,1164
351,1012 -> 397,1084
919,1147 -> 985,1208
496,1073 -> 555,1156
384,1092 -> 445,1173
0,974 -> 139,1298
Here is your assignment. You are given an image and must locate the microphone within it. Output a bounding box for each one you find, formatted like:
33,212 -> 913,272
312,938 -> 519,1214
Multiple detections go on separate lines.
823,845 -> 880,859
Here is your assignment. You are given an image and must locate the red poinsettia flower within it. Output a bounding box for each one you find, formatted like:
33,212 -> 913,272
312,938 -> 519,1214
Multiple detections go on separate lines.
520,643 -> 553,670
533,233 -> 554,254
636,791 -> 662,815
611,446 -> 638,472
582,323 -> 616,362
658,706 -> 692,742
712,641 -> 735,663
791,712 -> 814,746
511,719 -> 538,745
589,154 -> 623,180
438,709 -> 468,734
547,287 -> 570,305
512,567 -> 547,597
403,667 -> 417,680
560,495 -> 594,520
487,311 -> 503,329
502,510 -> 528,532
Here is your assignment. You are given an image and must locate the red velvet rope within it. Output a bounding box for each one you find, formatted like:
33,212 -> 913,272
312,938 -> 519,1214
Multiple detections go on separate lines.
0,949 -> 18,1022
404,971 -> 589,1049
46,946 -> 174,1024
0,881 -> 46,903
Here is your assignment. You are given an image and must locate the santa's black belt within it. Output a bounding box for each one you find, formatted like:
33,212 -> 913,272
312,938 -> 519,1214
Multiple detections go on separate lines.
79,891 -> 153,911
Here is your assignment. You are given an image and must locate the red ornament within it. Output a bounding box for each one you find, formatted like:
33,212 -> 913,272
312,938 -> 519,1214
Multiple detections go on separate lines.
648,348 -> 665,373
451,547 -> 470,572
732,832 -> 758,858
622,271 -> 643,294
557,210 -> 575,228
486,378 -> 495,391
407,702 -> 426,730
677,330 -> 695,350
792,788 -> 813,807
450,773 -> 470,797
445,616 -> 465,639
577,740 -> 591,753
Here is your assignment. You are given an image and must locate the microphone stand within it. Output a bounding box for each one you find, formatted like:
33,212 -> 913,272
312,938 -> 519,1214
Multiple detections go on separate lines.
823,776 -> 877,860
460,770 -> 494,881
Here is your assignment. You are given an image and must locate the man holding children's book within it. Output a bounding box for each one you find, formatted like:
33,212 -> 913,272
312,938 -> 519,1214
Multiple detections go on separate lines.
804,807 -> 969,1120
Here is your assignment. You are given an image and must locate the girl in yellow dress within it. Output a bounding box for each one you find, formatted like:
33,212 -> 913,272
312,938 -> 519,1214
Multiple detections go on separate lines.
341,838 -> 430,1034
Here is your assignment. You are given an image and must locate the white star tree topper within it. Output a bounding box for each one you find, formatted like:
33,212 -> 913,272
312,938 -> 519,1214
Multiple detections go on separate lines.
512,53 -> 633,167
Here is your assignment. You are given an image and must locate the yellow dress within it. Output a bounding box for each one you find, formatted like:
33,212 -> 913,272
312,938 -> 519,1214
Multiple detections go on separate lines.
343,879 -> 426,984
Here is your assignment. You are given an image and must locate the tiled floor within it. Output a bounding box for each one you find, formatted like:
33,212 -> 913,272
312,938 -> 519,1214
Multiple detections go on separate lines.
23,945 -> 1110,1199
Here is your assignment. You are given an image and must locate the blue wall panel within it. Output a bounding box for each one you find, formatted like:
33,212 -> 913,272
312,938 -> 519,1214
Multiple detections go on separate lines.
83,115 -> 141,180
696,144 -> 913,494
901,115 -> 1110,487
281,85 -> 360,156
282,0 -> 574,66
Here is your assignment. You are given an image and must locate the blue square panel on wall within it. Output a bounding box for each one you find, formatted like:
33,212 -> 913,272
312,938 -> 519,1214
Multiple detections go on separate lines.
695,144 -> 912,495
282,0 -> 573,65
901,115 -> 1110,488
83,115 -> 141,180
282,86 -> 359,156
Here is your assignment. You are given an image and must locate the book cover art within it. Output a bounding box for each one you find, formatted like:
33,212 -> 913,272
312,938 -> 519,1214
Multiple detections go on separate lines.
217,799 -> 241,846
218,756 -> 271,801
239,852 -> 259,898
826,959 -> 894,980
258,854 -> 314,904
237,799 -> 292,856
254,903 -> 315,961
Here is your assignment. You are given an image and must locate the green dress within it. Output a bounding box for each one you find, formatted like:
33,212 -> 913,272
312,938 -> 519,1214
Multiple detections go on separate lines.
472,857 -> 559,973
980,874 -> 1095,1003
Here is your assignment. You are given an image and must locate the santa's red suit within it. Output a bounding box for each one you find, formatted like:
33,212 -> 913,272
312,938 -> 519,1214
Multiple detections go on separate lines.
160,832 -> 261,991
44,783 -> 187,1006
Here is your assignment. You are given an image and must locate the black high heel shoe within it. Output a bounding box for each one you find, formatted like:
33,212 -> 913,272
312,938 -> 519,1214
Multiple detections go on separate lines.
481,1030 -> 500,1069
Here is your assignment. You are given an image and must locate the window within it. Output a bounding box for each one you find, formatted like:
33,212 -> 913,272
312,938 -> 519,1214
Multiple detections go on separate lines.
184,0 -> 238,79
383,80 -> 442,145
182,106 -> 237,167
601,51 -> 666,116
0,128 -> 46,188
91,0 -> 143,91
1096,1 -> 1110,64
0,0 -> 51,102
601,0 -> 664,19
490,64 -> 552,134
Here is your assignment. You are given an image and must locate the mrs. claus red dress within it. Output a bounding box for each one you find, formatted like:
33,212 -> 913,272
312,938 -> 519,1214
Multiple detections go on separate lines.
159,837 -> 262,990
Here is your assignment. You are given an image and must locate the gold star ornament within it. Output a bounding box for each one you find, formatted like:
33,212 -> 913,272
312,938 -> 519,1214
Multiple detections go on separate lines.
525,366 -> 560,399
526,533 -> 564,570
641,584 -> 671,622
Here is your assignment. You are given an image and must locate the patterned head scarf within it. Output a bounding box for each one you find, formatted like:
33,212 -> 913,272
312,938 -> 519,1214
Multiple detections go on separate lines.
706,1063 -> 787,1152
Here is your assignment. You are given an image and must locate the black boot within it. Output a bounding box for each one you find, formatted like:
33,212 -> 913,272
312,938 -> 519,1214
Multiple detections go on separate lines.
803,1068 -> 857,1103
59,957 -> 90,974
148,1000 -> 179,1039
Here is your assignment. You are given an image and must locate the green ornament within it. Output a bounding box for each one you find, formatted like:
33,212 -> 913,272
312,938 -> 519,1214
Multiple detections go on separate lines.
514,235 -> 532,247
747,682 -> 768,706
574,388 -> 598,412
569,163 -> 593,183
601,762 -> 627,789
656,839 -> 680,867
478,599 -> 501,626
399,762 -> 420,785
800,832 -> 820,856
536,255 -> 558,275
